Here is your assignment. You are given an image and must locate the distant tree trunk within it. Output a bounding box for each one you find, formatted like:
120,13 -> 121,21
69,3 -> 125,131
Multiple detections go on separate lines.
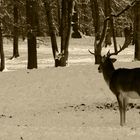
71,2 -> 81,38
90,0 -> 101,64
26,0 -> 38,69
60,0 -> 73,66
104,0 -> 112,48
44,0 -> 73,67
44,0 -> 58,60
107,0 -> 117,52
11,3 -> 19,59
57,0 -> 61,36
134,1 -> 140,60
0,23 -> 5,71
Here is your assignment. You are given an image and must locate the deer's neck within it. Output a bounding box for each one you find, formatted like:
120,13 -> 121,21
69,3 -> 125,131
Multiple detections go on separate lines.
102,63 -> 115,86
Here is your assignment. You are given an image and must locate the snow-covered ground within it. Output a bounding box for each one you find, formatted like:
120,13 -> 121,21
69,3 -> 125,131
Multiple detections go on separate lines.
1,37 -> 140,140
3,37 -> 135,70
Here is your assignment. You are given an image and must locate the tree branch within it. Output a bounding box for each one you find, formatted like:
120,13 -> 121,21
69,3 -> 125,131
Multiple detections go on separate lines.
111,0 -> 136,18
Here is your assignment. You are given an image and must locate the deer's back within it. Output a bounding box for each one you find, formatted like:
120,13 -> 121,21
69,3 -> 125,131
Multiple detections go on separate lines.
110,68 -> 140,98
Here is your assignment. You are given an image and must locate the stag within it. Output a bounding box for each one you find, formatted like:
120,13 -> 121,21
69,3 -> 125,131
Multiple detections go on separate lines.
89,44 -> 140,126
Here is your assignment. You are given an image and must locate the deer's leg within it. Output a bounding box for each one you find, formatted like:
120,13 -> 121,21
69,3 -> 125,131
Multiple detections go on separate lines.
117,93 -> 127,126
117,95 -> 123,126
123,97 -> 128,125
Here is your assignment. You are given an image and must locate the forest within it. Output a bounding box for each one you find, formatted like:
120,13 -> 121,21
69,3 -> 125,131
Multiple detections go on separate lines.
0,0 -> 139,70
0,0 -> 140,139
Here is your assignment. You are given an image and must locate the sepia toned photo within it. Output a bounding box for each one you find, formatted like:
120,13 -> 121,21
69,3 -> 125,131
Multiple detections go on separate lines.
0,0 -> 140,139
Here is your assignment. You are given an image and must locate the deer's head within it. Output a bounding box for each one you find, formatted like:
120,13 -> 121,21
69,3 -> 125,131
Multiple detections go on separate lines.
89,45 -> 126,73
98,51 -> 117,73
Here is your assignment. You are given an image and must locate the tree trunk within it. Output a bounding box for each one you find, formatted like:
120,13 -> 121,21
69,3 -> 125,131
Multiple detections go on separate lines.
108,0 -> 117,52
60,0 -> 73,66
71,2 -> 81,38
44,0 -> 58,60
104,0 -> 117,52
104,0 -> 111,48
57,0 -> 61,36
44,0 -> 73,67
12,4 -> 19,59
26,0 -> 38,69
134,1 -> 140,60
90,0 -> 101,64
0,24 -> 5,71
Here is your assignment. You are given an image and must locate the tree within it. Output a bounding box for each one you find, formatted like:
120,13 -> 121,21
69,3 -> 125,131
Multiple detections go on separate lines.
11,0 -> 20,59
0,0 -> 5,71
90,0 -> 135,64
134,0 -> 140,60
26,0 -> 38,69
44,0 -> 73,67
106,0 -> 117,52
43,0 -> 59,60
60,0 -> 73,66
90,0 -> 102,64
71,1 -> 82,38
0,23 -> 5,71
78,0 -> 93,35
56,0 -> 61,36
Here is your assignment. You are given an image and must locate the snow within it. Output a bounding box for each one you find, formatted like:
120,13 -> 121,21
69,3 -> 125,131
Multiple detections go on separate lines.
1,37 -> 140,140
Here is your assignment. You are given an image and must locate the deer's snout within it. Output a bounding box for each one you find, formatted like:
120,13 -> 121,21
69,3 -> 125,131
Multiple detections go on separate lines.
98,65 -> 102,73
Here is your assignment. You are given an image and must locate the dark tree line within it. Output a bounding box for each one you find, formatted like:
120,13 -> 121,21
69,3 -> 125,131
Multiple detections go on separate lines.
0,0 -> 139,71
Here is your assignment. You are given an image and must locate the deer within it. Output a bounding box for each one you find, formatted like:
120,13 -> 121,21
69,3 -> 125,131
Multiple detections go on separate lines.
89,46 -> 140,126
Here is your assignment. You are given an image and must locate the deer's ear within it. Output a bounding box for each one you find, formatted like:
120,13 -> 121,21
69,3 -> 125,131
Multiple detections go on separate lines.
111,58 -> 117,63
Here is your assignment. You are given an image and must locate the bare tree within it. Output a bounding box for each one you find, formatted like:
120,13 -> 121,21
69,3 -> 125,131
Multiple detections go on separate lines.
90,0 -> 136,64
43,0 -> 59,60
60,0 -> 73,66
71,1 -> 81,38
0,23 -> 5,71
90,0 -> 101,64
104,0 -> 117,52
134,0 -> 140,60
0,1 -> 5,71
26,0 -> 38,69
57,0 -> 61,36
11,0 -> 19,59
44,0 -> 73,67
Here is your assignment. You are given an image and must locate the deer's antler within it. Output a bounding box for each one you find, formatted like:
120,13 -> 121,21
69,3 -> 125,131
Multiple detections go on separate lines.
88,49 -> 95,55
107,26 -> 132,57
107,44 -> 128,58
